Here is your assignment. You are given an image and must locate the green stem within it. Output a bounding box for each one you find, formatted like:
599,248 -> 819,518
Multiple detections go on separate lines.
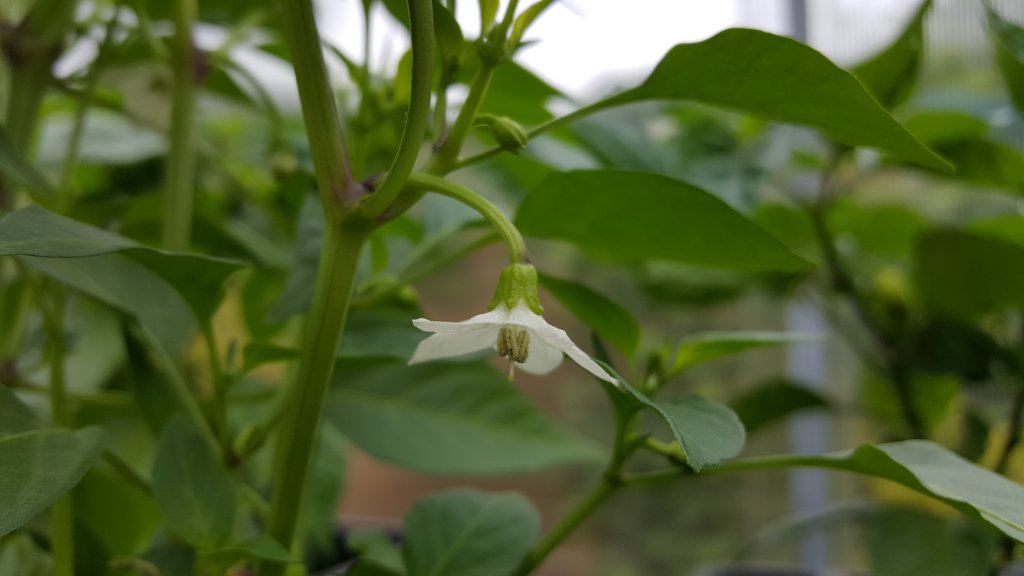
200,321 -> 229,450
42,289 -> 73,576
259,222 -> 367,576
405,173 -> 526,262
163,0 -> 198,251
447,101 -> 611,173
278,0 -> 357,212
360,0 -> 434,217
60,10 -> 122,199
430,62 -> 496,172
132,324 -> 220,454
515,478 -> 618,576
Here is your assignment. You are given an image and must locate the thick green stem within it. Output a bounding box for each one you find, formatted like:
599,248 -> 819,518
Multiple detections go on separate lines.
406,173 -> 527,262
259,0 -> 367,569
278,0 -> 356,211
430,62 -> 496,172
162,0 -> 198,250
259,222 -> 367,576
361,0 -> 434,217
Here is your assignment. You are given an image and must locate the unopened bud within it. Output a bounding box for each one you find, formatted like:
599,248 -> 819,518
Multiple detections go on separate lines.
476,115 -> 528,154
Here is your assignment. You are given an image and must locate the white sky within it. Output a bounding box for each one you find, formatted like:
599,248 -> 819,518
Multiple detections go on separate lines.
319,0 -> 744,100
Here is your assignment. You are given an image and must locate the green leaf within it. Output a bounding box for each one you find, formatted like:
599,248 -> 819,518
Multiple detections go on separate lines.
589,29 -> 947,170
151,418 -> 237,550
850,0 -> 932,109
0,205 -> 243,323
538,272 -> 639,355
0,427 -> 106,537
74,466 -> 160,558
984,0 -> 1024,117
902,111 -> 1024,193
204,535 -> 296,566
737,440 -> 1024,543
730,380 -> 830,435
0,388 -> 46,434
673,331 -> 819,372
0,126 -> 57,205
516,170 -> 812,272
914,229 -> 1024,317
644,395 -> 746,472
325,361 -> 602,475
510,0 -> 556,49
433,0 -> 463,64
478,0 -> 499,31
862,506 -> 996,576
403,488 -> 540,576
603,371 -> 746,472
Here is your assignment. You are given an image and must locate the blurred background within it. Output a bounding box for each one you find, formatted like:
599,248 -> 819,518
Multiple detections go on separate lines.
13,0 -> 1024,574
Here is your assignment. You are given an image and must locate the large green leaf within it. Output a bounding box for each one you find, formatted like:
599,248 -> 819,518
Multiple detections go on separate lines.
151,418 -> 237,550
539,272 -> 639,355
984,0 -> 1024,117
325,361 -> 602,475
587,29 -> 947,170
516,170 -> 812,272
403,488 -> 539,576
914,229 -> 1024,317
0,205 -> 243,322
0,427 -> 107,537
850,0 -> 932,109
731,440 -> 1024,543
673,331 -> 819,372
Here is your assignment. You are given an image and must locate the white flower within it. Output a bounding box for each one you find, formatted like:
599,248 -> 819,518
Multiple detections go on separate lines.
409,301 -> 617,383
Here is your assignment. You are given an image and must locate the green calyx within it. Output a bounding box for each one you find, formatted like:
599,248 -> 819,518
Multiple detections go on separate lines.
489,263 -> 544,314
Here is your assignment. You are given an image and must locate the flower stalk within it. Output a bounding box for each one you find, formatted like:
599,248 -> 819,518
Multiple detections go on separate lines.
405,172 -> 527,262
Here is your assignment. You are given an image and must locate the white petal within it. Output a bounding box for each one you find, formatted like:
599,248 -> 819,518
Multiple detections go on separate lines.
508,303 -> 617,384
408,324 -> 498,364
412,306 -> 510,333
517,334 -> 565,375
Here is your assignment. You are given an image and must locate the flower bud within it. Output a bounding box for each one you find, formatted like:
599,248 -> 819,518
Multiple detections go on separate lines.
475,115 -> 528,154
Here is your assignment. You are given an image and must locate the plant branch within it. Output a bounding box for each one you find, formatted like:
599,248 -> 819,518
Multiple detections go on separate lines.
360,0 -> 434,217
259,222 -> 368,576
162,0 -> 198,250
808,152 -> 926,439
430,62 -> 497,172
447,101 -> 612,173
405,173 -> 527,262
42,288 -> 73,576
277,0 -> 358,212
60,9 -> 122,200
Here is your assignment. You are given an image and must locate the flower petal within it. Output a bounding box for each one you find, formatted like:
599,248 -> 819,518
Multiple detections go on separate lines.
512,304 -> 617,384
517,334 -> 564,375
412,307 -> 510,333
408,324 -> 498,364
